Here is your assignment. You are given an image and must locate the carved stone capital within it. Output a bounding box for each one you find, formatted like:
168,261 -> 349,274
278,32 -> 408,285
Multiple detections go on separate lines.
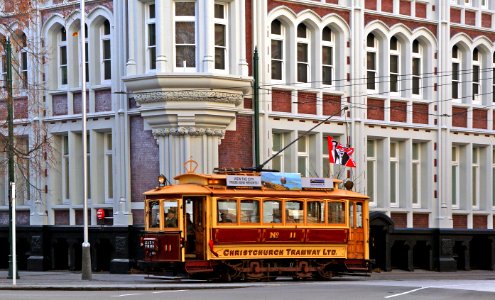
152,127 -> 226,138
134,90 -> 243,106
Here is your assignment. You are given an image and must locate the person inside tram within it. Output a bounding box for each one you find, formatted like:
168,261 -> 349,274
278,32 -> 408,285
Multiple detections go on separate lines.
186,213 -> 195,252
165,208 -> 178,227
272,210 -> 281,223
219,212 -> 233,223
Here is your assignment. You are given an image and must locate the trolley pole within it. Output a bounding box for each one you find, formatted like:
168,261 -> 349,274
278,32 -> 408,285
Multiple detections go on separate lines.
5,38 -> 19,280
80,0 -> 92,281
253,47 -> 260,167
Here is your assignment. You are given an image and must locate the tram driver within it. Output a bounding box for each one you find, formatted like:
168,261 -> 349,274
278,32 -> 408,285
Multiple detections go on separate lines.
165,208 -> 178,227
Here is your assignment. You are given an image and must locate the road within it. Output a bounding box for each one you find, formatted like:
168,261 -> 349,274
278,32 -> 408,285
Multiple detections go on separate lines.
2,276 -> 495,300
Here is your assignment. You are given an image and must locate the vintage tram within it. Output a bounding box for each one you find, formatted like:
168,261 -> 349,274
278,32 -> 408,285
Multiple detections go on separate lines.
139,161 -> 370,281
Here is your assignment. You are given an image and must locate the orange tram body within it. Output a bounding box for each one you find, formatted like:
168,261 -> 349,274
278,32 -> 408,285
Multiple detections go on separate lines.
139,166 -> 370,281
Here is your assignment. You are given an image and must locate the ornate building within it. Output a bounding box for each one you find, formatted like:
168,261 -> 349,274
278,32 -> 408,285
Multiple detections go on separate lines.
1,0 -> 495,272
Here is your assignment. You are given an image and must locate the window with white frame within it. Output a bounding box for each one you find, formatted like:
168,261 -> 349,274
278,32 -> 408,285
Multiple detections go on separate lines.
101,19 -> 111,81
481,0 -> 488,9
412,40 -> 422,96
451,145 -> 460,208
472,147 -> 480,208
412,142 -> 421,208
367,139 -> 377,205
82,24 -> 89,83
86,135 -> 91,199
19,33 -> 28,89
492,53 -> 495,103
492,148 -> 495,208
270,19 -> 284,81
104,133 -> 113,202
297,23 -> 310,83
1,51 -> 6,89
214,3 -> 227,71
63,135 -> 70,202
146,3 -> 156,70
452,45 -> 461,100
59,27 -> 68,86
323,136 -> 338,178
272,132 -> 285,172
389,36 -> 400,94
322,26 -> 334,86
15,137 -> 30,205
472,48 -> 481,103
175,1 -> 196,69
464,0 -> 471,6
390,141 -> 399,207
366,33 -> 377,90
298,135 -> 309,176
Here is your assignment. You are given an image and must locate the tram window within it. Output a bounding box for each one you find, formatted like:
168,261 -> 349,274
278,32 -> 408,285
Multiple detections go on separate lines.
285,200 -> 303,223
240,199 -> 260,223
356,202 -> 363,228
218,199 -> 237,223
148,201 -> 160,228
164,201 -> 178,228
263,200 -> 281,223
349,203 -> 354,228
328,202 -> 345,224
307,201 -> 324,224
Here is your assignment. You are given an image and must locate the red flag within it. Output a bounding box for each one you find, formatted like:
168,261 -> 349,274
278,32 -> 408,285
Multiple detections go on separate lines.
327,136 -> 356,168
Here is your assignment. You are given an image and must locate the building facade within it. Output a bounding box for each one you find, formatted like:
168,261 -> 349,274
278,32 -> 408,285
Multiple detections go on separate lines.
1,0 -> 495,271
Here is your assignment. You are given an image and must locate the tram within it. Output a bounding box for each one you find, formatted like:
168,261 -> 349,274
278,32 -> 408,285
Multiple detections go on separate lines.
139,160 -> 370,281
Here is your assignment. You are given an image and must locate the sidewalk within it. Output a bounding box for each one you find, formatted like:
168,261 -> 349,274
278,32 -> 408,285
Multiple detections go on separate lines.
0,270 -> 494,290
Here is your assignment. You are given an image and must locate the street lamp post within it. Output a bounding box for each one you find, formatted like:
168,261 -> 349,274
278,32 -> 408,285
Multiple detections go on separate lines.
5,38 -> 19,280
80,0 -> 92,280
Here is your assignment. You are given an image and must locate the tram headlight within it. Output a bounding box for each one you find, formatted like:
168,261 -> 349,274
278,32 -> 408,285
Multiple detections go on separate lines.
158,174 -> 167,186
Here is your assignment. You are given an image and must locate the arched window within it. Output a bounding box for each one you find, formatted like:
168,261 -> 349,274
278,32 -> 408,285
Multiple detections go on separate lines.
412,40 -> 422,96
322,26 -> 334,86
296,23 -> 310,83
389,36 -> 400,93
472,48 -> 481,103
17,32 -> 28,89
270,19 -> 284,81
101,19 -> 111,81
58,27 -> 68,86
366,33 -> 377,90
451,45 -> 461,100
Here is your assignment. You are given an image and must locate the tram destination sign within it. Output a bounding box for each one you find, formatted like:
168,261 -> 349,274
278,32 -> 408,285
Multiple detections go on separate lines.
226,175 -> 262,187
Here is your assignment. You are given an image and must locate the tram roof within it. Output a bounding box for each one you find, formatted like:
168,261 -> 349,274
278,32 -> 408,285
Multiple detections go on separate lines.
144,172 -> 368,200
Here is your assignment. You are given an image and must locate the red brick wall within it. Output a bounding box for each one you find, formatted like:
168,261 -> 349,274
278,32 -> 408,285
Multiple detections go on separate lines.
52,95 -> 68,116
244,98 -> 252,109
323,94 -> 341,116
413,213 -> 429,228
75,209 -> 90,225
452,107 -> 467,128
382,0 -> 394,13
453,214 -> 467,229
272,89 -> 292,113
15,211 -> 30,226
73,92 -> 89,114
13,97 -> 28,119
415,2 -> 427,18
399,0 -> 411,16
482,13 -> 492,28
390,101 -> 407,122
365,0 -> 377,10
54,210 -> 69,225
129,116 -> 159,206
364,14 -> 436,35
95,89 -> 112,112
473,215 -> 487,229
326,0 -> 339,4
465,10 -> 476,26
450,26 -> 495,41
269,1 -> 350,24
132,209 -> 144,225
391,213 -> 407,228
298,92 -> 316,115
412,103 -> 429,124
367,98 -> 384,120
218,115 -> 253,168
472,109 -> 487,129
451,8 -> 461,23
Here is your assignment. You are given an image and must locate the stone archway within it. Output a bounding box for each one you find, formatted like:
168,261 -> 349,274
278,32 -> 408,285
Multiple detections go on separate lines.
369,211 -> 394,272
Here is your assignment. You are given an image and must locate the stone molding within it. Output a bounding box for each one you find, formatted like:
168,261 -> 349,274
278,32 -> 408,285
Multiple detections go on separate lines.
134,90 -> 243,106
152,127 -> 226,138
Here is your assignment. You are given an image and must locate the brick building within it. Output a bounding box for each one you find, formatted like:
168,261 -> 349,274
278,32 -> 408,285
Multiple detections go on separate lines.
0,0 -> 494,272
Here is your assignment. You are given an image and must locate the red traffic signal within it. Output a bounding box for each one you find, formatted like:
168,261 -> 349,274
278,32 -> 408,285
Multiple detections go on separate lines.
96,208 -> 105,220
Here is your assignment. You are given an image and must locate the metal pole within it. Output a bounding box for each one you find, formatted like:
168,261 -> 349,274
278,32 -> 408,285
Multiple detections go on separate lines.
253,47 -> 260,167
5,38 -> 18,280
80,0 -> 92,281
11,182 -> 16,286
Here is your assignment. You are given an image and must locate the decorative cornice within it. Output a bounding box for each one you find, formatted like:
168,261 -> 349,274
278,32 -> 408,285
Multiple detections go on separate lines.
152,127 -> 226,138
134,90 -> 243,106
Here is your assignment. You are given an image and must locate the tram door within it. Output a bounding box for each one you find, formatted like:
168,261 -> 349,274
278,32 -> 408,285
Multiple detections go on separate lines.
184,196 -> 206,260
348,201 -> 365,259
